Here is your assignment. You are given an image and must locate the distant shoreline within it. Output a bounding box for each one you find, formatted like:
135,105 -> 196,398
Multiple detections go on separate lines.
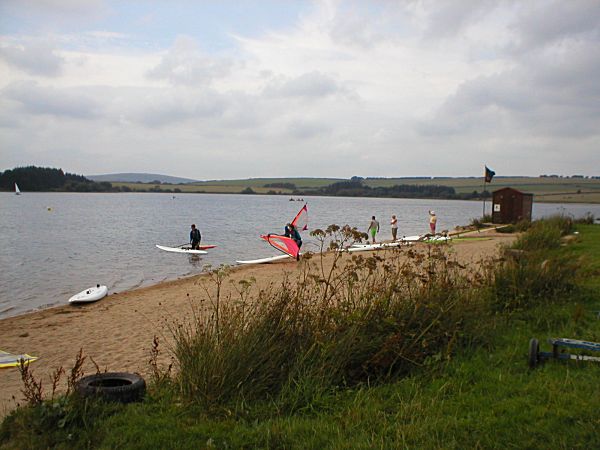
3,189 -> 598,204
4,168 -> 599,203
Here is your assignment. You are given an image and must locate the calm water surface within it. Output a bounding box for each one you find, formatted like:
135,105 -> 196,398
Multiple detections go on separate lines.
1,192 -> 598,318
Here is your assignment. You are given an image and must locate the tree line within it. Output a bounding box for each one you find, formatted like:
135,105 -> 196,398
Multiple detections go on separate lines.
0,166 -> 115,192
1,166 -> 492,199
292,180 -> 490,200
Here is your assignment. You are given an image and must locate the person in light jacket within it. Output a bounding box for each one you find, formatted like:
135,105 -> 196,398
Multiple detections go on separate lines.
390,214 -> 398,240
428,211 -> 437,234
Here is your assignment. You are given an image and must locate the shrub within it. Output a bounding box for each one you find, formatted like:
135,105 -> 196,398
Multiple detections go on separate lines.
470,214 -> 493,229
487,215 -> 579,312
513,215 -> 572,251
487,254 -> 579,312
170,227 -> 490,415
574,213 -> 595,224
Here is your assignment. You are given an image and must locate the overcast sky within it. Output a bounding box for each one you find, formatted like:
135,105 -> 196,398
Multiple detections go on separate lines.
1,0 -> 599,179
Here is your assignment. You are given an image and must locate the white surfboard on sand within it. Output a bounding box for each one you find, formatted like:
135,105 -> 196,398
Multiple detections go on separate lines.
399,235 -> 425,242
346,242 -> 403,252
236,255 -> 292,264
424,236 -> 451,242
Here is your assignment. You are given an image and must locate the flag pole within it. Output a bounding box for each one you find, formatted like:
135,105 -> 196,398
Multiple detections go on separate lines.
482,178 -> 487,217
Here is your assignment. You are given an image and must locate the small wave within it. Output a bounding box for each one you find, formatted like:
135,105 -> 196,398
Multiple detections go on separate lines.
0,306 -> 15,315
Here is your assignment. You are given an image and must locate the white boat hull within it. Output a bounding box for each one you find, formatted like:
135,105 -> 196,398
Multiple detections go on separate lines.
69,285 -> 108,303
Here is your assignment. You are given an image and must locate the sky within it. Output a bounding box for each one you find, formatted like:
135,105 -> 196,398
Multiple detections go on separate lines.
1,0 -> 599,180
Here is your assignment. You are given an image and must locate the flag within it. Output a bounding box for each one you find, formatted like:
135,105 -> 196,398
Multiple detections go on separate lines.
484,166 -> 495,183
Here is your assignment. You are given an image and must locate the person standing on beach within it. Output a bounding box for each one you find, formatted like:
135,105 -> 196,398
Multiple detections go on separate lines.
390,215 -> 398,240
368,216 -> 380,243
428,211 -> 437,234
190,224 -> 201,250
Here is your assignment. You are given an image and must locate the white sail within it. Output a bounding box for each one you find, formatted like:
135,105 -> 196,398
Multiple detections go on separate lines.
15,183 -> 21,195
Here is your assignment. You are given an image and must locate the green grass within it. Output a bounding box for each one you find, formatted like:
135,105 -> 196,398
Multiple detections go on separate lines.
111,177 -> 600,203
3,222 -> 600,449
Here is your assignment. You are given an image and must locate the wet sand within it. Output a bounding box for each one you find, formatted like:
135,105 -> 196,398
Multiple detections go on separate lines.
0,229 -> 515,418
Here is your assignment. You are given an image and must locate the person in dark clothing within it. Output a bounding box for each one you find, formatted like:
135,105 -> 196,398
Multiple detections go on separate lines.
190,224 -> 201,250
288,224 -> 302,249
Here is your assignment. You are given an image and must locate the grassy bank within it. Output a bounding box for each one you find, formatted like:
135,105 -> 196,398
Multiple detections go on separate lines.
112,176 -> 600,203
2,221 -> 599,449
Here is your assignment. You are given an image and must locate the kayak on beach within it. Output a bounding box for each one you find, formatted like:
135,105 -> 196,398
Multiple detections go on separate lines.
69,284 -> 108,304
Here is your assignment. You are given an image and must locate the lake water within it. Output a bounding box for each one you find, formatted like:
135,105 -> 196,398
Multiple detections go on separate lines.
1,192 -> 598,319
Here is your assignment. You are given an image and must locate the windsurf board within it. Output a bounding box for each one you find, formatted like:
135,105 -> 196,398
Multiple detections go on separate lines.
399,235 -> 425,242
423,236 -> 451,242
236,255 -> 292,264
156,245 -> 208,255
346,242 -> 403,252
0,350 -> 37,368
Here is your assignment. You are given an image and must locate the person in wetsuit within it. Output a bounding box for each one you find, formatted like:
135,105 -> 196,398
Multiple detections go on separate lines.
288,224 -> 302,249
190,224 -> 201,250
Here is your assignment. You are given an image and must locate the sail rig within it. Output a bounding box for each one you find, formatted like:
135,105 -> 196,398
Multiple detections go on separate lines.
260,234 -> 301,260
259,204 -> 308,260
291,203 -> 308,231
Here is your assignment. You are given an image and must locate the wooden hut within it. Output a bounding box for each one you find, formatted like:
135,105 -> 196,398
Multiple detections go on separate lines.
492,187 -> 533,224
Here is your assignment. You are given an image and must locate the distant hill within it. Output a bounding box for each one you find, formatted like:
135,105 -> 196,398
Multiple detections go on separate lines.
87,173 -> 199,184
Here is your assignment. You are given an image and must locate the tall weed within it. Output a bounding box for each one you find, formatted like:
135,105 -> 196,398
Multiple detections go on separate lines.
513,215 -> 572,251
172,226 -> 490,415
488,215 -> 579,312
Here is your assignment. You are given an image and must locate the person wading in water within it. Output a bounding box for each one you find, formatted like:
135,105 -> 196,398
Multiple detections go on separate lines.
190,224 -> 201,250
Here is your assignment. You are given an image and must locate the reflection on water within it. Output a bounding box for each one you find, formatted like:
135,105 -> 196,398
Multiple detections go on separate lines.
0,192 -> 598,318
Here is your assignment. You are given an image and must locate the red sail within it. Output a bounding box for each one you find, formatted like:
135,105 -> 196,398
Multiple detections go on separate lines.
291,204 -> 308,231
261,234 -> 300,259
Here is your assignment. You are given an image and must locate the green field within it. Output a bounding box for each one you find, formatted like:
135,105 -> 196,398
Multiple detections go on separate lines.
112,176 -> 600,203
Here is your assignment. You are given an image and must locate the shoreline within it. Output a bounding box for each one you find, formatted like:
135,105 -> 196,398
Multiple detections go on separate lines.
2,190 -> 599,205
1,229 -> 515,419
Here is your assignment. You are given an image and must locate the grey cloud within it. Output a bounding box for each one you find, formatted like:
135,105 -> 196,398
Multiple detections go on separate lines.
147,37 -> 233,86
420,14 -> 600,140
122,88 -> 229,127
0,43 -> 65,76
1,0 -> 107,16
511,0 -> 600,51
420,0 -> 497,39
329,6 -> 387,49
420,66 -> 600,139
286,119 -> 331,140
3,81 -> 100,118
263,71 -> 345,99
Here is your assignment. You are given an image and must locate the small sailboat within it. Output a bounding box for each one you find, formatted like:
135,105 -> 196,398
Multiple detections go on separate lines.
15,183 -> 21,195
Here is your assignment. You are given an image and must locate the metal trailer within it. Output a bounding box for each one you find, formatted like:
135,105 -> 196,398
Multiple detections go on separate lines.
528,337 -> 600,369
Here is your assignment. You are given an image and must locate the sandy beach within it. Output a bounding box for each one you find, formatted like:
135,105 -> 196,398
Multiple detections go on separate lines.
0,229 -> 516,419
